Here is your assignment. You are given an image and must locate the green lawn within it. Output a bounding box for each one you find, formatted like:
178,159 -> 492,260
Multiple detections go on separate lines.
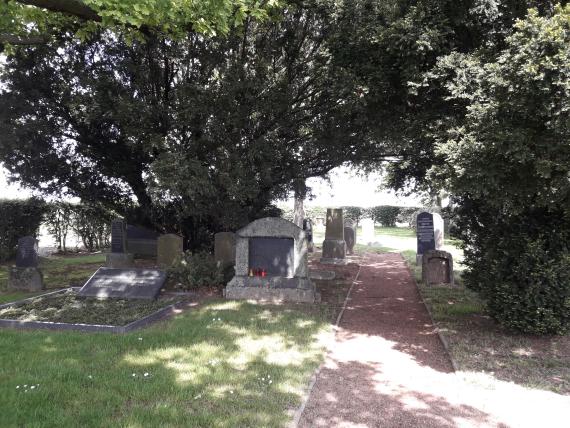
0,253 -> 105,292
0,299 -> 331,427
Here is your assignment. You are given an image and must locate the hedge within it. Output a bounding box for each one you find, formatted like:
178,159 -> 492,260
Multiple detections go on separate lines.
0,198 -> 47,262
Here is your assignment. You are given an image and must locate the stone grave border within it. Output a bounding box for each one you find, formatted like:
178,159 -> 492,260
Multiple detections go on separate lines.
0,288 -> 190,333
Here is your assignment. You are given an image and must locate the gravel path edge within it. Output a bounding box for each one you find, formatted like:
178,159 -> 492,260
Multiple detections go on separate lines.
289,263 -> 363,428
401,252 -> 460,372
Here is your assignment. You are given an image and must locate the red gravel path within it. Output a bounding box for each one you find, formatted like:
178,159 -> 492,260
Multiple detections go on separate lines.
297,253 -> 570,428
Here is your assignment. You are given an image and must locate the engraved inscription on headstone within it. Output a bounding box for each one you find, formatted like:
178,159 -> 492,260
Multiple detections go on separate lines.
111,219 -> 127,253
16,236 -> 39,268
416,212 -> 435,255
248,237 -> 294,277
78,268 -> 166,300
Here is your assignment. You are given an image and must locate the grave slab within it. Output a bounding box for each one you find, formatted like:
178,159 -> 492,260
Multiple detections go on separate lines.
78,268 -> 166,300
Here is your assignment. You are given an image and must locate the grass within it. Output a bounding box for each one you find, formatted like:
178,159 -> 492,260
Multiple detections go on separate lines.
0,299 -> 333,427
0,289 -> 180,325
397,248 -> 570,395
0,253 -> 105,291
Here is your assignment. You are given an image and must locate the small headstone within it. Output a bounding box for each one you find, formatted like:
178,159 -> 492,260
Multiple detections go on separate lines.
9,237 -> 44,291
433,213 -> 444,249
361,218 -> 375,245
321,208 -> 346,264
344,226 -> 356,255
8,267 -> 44,291
157,234 -> 183,267
303,219 -> 314,253
16,236 -> 39,268
422,250 -> 454,286
214,232 -> 236,268
78,268 -> 167,300
416,212 -> 435,264
111,219 -> 127,253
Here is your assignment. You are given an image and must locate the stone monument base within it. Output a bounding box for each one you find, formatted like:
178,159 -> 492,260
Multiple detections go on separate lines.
320,239 -> 346,264
106,253 -> 134,268
225,276 -> 319,303
8,267 -> 44,292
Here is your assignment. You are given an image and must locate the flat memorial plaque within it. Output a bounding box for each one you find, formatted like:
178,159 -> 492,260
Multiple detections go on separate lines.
78,268 -> 166,300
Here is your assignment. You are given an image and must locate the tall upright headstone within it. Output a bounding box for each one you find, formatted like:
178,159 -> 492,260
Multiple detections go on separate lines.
361,218 -> 375,245
344,226 -> 356,255
157,234 -> 183,267
111,219 -> 127,253
8,236 -> 44,291
107,219 -> 134,268
416,212 -> 435,264
320,208 -> 346,264
433,213 -> 445,250
214,232 -> 236,268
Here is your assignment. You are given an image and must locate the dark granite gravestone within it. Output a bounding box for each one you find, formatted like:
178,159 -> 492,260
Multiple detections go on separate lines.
111,219 -> 127,253
321,208 -> 346,264
9,236 -> 44,291
417,212 -> 435,255
78,268 -> 166,300
126,225 -> 159,257
344,226 -> 356,255
248,237 -> 294,277
16,236 -> 39,268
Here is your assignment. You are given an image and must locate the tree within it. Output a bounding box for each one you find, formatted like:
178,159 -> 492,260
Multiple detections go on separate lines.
423,6 -> 570,333
0,1 -> 386,248
0,0 -> 282,51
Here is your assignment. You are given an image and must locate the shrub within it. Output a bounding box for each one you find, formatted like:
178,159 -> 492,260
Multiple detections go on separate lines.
397,207 -> 422,228
460,205 -> 570,334
168,251 -> 224,290
342,206 -> 365,227
369,205 -> 401,227
0,198 -> 47,261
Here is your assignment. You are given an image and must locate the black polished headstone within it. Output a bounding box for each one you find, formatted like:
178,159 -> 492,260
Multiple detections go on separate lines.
248,237 -> 294,277
126,225 -> 159,257
16,236 -> 39,268
78,268 -> 166,300
111,220 -> 127,253
417,212 -> 435,255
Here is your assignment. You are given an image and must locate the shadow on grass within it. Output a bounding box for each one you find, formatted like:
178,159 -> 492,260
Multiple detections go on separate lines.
0,299 -> 330,427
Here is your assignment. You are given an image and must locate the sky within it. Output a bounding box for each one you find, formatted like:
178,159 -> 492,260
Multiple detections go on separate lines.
0,165 -> 421,207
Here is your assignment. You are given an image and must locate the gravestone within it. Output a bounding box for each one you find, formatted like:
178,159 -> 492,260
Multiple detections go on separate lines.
8,237 -> 44,291
433,213 -> 444,249
78,268 -> 167,300
157,234 -> 183,267
214,232 -> 236,268
16,236 -> 39,267
422,250 -> 454,286
225,217 -> 319,303
126,225 -> 159,258
111,219 -> 127,253
303,218 -> 314,253
107,219 -> 134,268
361,218 -> 375,245
344,226 -> 356,255
416,212 -> 435,264
320,208 -> 346,264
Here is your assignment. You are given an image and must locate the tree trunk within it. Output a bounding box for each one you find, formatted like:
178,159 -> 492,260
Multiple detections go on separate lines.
292,179 -> 306,228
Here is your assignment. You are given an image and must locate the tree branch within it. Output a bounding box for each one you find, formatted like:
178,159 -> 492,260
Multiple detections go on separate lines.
0,33 -> 50,45
16,0 -> 102,22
